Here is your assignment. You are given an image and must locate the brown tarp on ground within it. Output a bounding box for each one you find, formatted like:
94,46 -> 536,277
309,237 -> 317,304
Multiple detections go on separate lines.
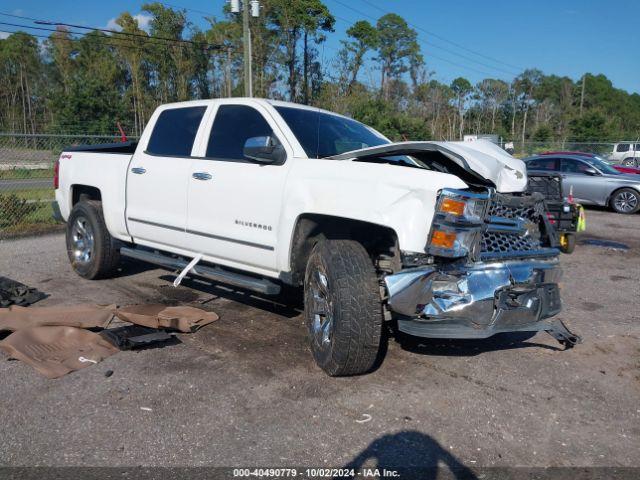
114,305 -> 219,333
0,304 -> 116,332
0,326 -> 119,379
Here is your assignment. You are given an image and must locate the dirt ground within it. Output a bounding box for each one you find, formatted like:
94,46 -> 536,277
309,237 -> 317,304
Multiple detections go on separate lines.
0,208 -> 638,475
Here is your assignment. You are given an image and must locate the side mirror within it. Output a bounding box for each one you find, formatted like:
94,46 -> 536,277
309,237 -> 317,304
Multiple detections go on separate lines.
243,136 -> 286,164
583,167 -> 599,176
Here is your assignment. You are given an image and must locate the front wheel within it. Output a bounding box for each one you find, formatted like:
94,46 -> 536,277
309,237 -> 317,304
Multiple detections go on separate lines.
304,240 -> 384,376
66,200 -> 121,279
610,188 -> 640,214
622,158 -> 637,167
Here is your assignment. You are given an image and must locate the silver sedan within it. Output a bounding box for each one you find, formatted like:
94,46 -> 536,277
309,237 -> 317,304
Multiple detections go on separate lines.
524,154 -> 640,214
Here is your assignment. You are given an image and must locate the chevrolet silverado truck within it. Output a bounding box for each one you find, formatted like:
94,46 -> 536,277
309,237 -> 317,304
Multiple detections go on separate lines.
54,98 -> 580,376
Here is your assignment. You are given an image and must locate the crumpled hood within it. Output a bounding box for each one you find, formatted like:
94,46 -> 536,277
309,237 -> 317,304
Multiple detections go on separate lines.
328,139 -> 527,193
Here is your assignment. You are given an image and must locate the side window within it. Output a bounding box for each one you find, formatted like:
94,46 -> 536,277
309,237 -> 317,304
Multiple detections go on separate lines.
561,159 -> 591,174
616,143 -> 630,153
206,105 -> 276,160
635,144 -> 640,152
527,158 -> 558,171
147,106 -> 207,156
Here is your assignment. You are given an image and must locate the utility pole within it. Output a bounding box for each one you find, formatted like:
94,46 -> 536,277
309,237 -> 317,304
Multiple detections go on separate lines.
232,0 -> 259,97
579,75 -> 586,117
242,0 -> 252,97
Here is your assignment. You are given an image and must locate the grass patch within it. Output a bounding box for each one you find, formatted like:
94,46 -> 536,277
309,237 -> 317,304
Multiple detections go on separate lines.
0,168 -> 54,180
5,187 -> 55,201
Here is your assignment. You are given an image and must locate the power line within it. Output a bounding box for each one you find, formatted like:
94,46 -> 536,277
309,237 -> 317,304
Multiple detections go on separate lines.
0,29 -> 214,55
330,15 -> 500,79
355,0 -> 525,73
328,0 -> 521,78
0,11 -> 223,50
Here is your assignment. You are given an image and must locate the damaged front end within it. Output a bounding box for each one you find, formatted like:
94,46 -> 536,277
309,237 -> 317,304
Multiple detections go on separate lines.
384,188 -> 581,348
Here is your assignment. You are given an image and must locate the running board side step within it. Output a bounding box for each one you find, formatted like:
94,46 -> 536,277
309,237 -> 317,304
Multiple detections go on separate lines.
120,247 -> 281,296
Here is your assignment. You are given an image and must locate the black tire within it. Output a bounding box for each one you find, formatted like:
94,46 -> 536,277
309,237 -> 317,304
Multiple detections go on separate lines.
303,239 -> 384,376
609,188 -> 640,214
66,200 -> 121,279
559,233 -> 576,254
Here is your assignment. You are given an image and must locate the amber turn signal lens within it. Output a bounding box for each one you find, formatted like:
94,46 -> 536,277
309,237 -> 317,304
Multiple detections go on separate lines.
431,230 -> 456,249
440,198 -> 465,216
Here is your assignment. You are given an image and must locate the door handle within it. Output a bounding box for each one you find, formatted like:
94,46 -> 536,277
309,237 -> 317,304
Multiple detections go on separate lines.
192,172 -> 212,181
131,167 -> 146,175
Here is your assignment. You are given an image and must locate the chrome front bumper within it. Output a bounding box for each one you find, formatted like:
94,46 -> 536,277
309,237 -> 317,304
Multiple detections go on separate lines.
384,259 -> 563,339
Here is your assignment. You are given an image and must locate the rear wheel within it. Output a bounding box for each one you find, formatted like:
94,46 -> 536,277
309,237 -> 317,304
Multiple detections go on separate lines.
66,200 -> 121,279
610,188 -> 640,214
622,158 -> 637,167
303,240 -> 384,376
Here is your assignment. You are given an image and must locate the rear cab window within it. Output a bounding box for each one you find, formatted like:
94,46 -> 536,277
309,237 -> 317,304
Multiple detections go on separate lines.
146,106 -> 207,156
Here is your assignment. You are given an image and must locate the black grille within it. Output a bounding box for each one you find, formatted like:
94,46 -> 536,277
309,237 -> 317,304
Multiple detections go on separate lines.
480,194 -> 547,258
481,231 -> 541,255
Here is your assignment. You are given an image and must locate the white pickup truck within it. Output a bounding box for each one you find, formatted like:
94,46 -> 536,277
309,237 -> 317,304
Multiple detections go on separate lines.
54,98 -> 580,375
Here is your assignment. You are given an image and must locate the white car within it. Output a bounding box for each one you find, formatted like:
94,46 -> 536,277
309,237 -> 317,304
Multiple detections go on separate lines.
610,142 -> 640,166
54,98 -> 579,376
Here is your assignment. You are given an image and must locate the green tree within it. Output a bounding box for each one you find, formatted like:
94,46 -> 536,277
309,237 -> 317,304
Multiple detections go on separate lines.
340,20 -> 379,92
375,13 -> 421,100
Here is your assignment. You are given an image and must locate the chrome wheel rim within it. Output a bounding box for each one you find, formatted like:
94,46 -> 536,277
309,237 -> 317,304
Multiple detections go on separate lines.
614,192 -> 638,212
309,269 -> 333,348
70,216 -> 94,264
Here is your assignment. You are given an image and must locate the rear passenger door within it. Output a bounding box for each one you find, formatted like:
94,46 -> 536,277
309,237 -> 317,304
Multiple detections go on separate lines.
186,103 -> 292,274
126,105 -> 208,248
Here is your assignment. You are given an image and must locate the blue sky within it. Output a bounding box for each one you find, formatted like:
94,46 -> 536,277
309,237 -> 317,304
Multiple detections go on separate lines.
1,0 -> 639,93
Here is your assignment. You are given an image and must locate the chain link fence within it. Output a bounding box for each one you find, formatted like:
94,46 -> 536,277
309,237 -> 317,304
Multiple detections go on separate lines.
0,133 -> 621,238
0,133 -> 131,238
509,141 -> 616,157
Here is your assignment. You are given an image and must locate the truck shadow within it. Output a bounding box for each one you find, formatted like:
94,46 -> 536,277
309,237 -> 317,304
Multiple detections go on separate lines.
393,330 -> 562,357
344,430 -> 478,479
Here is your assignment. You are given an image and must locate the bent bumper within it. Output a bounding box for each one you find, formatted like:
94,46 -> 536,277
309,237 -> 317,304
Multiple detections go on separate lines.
384,259 -> 562,339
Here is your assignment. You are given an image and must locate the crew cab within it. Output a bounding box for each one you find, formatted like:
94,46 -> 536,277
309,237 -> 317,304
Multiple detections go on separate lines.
54,98 -> 580,376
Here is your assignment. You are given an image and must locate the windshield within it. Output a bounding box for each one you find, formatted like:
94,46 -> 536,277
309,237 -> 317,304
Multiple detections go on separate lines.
274,106 -> 390,158
583,156 -> 621,175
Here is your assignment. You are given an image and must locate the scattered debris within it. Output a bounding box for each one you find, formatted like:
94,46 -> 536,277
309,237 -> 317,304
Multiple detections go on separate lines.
114,305 -> 219,333
0,326 -> 119,379
0,277 -> 46,307
140,407 -> 153,412
356,414 -> 372,424
0,303 -> 219,378
0,304 -> 115,333
100,325 -> 173,350
173,254 -> 203,287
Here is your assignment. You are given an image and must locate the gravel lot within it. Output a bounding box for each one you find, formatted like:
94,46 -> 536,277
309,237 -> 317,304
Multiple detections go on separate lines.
0,208 -> 638,473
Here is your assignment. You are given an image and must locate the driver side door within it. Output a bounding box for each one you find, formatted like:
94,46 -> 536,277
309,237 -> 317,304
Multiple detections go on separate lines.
185,103 -> 291,274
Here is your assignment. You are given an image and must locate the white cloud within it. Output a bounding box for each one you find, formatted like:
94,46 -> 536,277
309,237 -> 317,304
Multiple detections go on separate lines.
0,32 -> 9,39
105,13 -> 152,33
105,18 -> 121,31
133,13 -> 152,32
